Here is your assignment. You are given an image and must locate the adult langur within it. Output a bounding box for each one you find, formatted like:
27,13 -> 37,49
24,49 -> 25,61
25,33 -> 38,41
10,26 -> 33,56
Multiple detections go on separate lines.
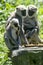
23,5 -> 43,44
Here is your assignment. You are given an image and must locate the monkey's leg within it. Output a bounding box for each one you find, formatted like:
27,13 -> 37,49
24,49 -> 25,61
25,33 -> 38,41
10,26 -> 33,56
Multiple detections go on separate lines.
29,34 -> 39,44
20,27 -> 29,45
4,32 -> 19,51
4,32 -> 14,51
25,29 -> 36,39
25,30 -> 39,44
31,34 -> 43,44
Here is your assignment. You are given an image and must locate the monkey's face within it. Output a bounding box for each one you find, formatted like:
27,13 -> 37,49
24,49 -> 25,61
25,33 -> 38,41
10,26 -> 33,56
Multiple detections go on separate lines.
27,5 -> 37,17
10,18 -> 19,31
21,9 -> 26,16
16,5 -> 26,18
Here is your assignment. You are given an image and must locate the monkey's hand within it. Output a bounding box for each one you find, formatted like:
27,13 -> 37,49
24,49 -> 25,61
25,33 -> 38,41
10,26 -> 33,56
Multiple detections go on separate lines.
34,28 -> 37,33
35,26 -> 39,33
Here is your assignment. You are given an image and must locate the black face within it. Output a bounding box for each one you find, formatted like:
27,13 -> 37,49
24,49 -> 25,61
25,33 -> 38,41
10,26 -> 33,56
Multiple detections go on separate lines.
28,9 -> 35,16
21,10 -> 26,16
14,23 -> 18,27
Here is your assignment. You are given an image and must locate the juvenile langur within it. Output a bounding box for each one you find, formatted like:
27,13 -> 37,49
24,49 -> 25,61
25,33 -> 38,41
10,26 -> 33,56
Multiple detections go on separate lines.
23,5 -> 43,44
5,5 -> 28,46
4,18 -> 21,51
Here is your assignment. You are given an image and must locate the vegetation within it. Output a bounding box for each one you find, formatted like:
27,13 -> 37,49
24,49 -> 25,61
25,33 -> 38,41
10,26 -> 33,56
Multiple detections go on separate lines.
0,0 -> 43,65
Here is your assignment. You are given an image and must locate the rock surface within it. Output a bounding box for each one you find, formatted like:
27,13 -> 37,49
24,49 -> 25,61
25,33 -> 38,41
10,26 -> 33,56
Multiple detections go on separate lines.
11,46 -> 43,65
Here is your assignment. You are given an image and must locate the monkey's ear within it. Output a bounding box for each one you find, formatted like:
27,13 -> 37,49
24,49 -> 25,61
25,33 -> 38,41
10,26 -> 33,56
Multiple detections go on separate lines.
16,7 -> 19,10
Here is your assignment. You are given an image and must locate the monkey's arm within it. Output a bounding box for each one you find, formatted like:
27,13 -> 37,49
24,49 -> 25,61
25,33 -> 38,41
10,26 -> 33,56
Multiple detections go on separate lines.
35,19 -> 40,34
19,26 -> 29,45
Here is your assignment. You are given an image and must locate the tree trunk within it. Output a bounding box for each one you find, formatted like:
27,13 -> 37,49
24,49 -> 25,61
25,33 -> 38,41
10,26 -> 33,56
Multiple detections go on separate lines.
11,47 -> 43,65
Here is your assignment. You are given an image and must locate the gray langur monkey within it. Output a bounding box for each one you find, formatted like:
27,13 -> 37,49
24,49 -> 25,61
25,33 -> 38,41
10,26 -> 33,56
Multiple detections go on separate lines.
23,5 -> 43,44
16,5 -> 29,45
5,5 -> 28,46
4,18 -> 21,51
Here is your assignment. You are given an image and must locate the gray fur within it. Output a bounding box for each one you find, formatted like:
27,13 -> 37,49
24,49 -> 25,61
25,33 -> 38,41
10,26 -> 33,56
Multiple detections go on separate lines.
4,5 -> 28,51
4,18 -> 21,51
23,5 -> 43,44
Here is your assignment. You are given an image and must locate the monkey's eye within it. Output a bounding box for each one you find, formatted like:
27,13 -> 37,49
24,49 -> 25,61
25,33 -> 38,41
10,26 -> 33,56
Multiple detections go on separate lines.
28,10 -> 34,16
21,10 -> 26,16
14,23 -> 18,27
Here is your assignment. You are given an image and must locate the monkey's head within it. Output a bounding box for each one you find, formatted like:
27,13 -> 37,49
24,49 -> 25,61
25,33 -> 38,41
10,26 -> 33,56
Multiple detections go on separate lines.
10,18 -> 19,31
27,5 -> 37,18
16,5 -> 26,18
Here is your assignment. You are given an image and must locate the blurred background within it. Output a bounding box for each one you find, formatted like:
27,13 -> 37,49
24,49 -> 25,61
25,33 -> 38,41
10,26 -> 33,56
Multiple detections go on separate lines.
0,0 -> 43,65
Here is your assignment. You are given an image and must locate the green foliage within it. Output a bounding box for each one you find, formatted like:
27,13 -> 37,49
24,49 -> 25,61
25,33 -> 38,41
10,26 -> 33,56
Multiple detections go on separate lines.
0,0 -> 43,65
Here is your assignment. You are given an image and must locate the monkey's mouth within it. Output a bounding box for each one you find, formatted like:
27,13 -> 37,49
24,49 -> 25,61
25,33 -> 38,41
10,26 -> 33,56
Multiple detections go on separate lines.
21,10 -> 26,16
28,10 -> 35,16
